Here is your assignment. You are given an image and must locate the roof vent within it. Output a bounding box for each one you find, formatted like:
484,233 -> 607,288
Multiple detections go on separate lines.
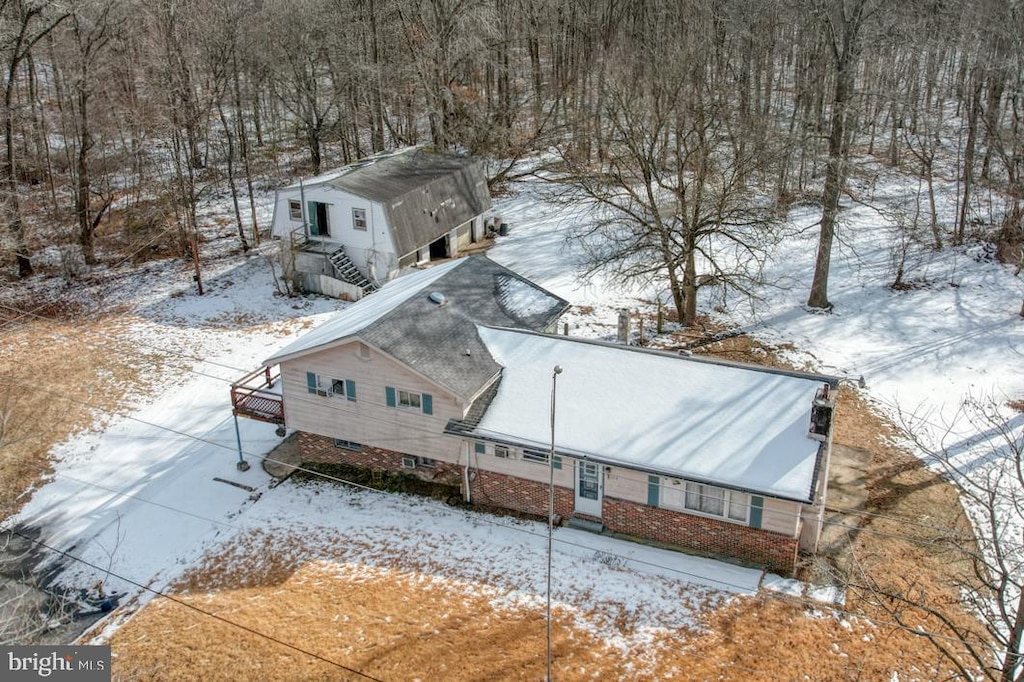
429,291 -> 447,306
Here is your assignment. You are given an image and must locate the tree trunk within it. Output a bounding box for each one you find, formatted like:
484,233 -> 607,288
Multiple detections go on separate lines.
999,554 -> 1024,681
218,103 -> 248,253
807,62 -> 853,310
956,68 -> 983,246
232,59 -> 259,248
925,160 -> 941,249
682,247 -> 697,326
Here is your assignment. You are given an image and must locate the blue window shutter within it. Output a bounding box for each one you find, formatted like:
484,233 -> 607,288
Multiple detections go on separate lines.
306,372 -> 318,394
647,475 -> 660,507
385,386 -> 396,407
307,202 -> 319,235
346,380 -> 356,401
474,442 -> 485,454
422,393 -> 433,415
553,455 -> 562,470
749,496 -> 764,529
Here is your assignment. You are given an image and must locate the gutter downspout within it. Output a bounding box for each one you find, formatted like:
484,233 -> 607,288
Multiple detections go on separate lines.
462,440 -> 472,503
299,179 -> 308,241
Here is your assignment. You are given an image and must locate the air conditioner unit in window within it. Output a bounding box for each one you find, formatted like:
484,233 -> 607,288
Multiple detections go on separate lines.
401,456 -> 417,469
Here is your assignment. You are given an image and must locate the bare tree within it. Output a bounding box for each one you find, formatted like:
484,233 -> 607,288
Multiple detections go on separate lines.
0,0 -> 69,277
851,397 -> 1024,682
60,0 -> 119,266
806,0 -> 887,310
559,43 -> 778,325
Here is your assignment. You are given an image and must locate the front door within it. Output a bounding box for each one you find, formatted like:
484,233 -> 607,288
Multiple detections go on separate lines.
574,460 -> 603,517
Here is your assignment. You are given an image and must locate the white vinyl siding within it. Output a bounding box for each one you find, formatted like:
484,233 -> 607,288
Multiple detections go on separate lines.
281,342 -> 461,462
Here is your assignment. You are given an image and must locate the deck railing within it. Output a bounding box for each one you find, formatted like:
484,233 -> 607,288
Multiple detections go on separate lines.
231,367 -> 284,425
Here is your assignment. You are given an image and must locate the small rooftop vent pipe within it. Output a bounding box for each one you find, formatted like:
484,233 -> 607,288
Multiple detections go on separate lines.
429,291 -> 447,305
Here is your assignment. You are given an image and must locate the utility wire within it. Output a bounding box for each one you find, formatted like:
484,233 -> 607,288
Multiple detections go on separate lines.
4,528 -> 385,682
0,366 -> 982,550
0,292 -> 992,549
21,438 -> 1004,663
1,293 -> 970,535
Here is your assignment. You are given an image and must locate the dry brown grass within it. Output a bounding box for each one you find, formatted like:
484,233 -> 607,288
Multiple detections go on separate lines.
112,562 -> 632,682
0,311 -> 161,520
107,535 -> 969,681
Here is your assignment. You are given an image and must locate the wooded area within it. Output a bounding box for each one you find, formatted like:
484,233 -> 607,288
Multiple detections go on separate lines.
0,0 -> 1021,309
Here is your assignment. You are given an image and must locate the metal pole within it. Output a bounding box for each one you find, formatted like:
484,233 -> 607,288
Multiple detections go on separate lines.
547,365 -> 562,682
233,413 -> 250,472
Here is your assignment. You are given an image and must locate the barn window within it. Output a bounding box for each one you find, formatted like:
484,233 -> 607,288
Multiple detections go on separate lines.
352,208 -> 367,231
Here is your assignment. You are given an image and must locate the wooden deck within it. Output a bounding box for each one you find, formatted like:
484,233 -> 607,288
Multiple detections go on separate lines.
231,367 -> 284,425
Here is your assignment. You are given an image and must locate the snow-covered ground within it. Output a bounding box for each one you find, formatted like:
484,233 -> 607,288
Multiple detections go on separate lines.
491,168 -> 1024,465
4,156 -> 1022,651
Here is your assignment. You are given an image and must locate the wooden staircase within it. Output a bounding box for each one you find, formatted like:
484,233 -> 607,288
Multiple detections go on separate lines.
327,246 -> 378,294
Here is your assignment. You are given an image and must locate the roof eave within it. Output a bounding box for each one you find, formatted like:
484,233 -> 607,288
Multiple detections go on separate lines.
444,426 -> 817,505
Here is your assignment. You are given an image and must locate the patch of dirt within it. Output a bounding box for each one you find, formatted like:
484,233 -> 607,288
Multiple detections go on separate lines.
110,561 -> 632,682
106,528 -> 968,681
0,311 -> 161,520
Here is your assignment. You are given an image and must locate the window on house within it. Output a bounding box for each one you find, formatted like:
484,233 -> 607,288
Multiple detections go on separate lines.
494,445 -> 510,459
416,457 -> 438,468
385,386 -> 433,414
289,200 -> 302,221
521,449 -> 562,469
306,372 -> 356,401
683,482 -> 748,522
352,207 -> 367,231
522,449 -> 549,464
329,378 -> 347,398
333,438 -> 362,450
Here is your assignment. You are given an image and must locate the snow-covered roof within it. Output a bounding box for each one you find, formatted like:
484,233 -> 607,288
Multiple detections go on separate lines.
263,256 -> 569,400
463,327 -> 831,502
264,260 -> 462,364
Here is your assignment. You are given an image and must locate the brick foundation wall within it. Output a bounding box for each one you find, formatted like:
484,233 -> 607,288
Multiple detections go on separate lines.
298,432 -> 797,573
603,497 -> 799,574
470,469 -> 575,521
298,432 -> 462,487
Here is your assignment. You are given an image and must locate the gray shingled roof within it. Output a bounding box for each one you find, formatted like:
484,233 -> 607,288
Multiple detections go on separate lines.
264,256 -> 569,402
327,149 -> 491,258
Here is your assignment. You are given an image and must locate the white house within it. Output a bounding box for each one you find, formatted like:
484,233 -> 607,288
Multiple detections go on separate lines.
232,256 -> 838,575
270,148 -> 492,300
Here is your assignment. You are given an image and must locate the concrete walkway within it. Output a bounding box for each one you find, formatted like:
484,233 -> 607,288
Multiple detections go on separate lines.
262,432 -> 302,481
818,443 -> 872,562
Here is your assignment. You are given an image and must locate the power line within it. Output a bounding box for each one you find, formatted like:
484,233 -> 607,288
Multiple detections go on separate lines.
31,439 -> 1004,666
1,361 -> 981,551
4,528 -> 386,682
0,295 -> 990,551
0,311 -> 983,557
0,305 -> 1008,654
0,295 -> 1004,670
